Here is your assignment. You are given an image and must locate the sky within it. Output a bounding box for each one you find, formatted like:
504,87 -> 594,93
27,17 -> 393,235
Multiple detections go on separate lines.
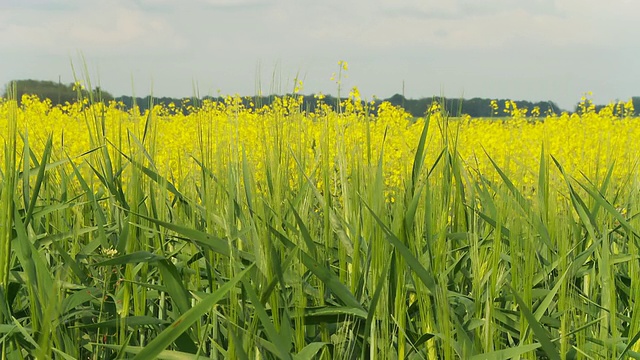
1,0 -> 638,110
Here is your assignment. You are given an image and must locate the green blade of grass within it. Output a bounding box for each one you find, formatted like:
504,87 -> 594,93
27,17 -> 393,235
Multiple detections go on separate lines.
301,306 -> 371,324
113,144 -> 191,208
469,343 -> 541,360
51,348 -> 78,360
226,328 -> 247,360
404,185 -> 424,236
132,211 -> 254,261
132,264 -> 253,360
362,200 -> 436,295
12,206 -> 54,315
551,156 -> 598,241
289,203 -> 318,258
586,338 -> 640,359
507,284 -> 560,360
84,151 -> 127,210
156,259 -> 194,317
361,248 -> 393,358
10,316 -> 40,351
485,150 -> 554,250
268,225 -> 365,313
0,324 -> 19,336
46,227 -> 91,285
293,342 -> 329,360
587,161 -> 616,215
96,344 -> 214,359
17,157 -> 75,179
67,155 -> 110,248
21,131 -> 30,214
241,277 -> 293,360
24,135 -> 54,228
72,316 -> 169,330
533,266 -> 569,321
618,328 -> 640,360
537,144 -> 549,216
61,286 -> 101,310
410,115 -> 431,194
574,175 -> 639,238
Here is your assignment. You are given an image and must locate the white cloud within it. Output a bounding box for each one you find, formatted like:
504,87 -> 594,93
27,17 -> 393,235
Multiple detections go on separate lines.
286,0 -> 639,51
0,1 -> 188,54
195,0 -> 271,7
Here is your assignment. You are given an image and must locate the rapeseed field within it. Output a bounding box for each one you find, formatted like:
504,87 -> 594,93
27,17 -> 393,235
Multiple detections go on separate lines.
0,83 -> 639,359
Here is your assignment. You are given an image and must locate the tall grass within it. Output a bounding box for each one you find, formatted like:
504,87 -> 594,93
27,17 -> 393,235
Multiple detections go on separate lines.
0,82 -> 17,360
0,85 -> 640,359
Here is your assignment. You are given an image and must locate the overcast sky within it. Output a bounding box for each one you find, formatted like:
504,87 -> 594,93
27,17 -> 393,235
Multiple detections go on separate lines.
1,0 -> 638,110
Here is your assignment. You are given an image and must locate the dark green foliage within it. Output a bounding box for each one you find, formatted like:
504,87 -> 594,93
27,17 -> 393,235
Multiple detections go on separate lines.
2,79 -> 114,105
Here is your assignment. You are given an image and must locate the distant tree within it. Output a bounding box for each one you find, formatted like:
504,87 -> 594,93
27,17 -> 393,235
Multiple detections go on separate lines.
377,96 -> 560,118
632,97 -> 640,116
2,79 -> 113,105
387,94 -> 406,108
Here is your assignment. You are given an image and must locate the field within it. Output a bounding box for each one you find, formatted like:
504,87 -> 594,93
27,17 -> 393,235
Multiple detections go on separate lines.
1,85 -> 640,359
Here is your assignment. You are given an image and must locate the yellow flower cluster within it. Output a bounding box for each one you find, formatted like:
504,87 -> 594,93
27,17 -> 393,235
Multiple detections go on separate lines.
456,98 -> 640,193
0,93 -> 639,200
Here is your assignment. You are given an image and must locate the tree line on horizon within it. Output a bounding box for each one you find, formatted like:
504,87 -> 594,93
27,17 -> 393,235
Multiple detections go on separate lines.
3,79 -> 635,118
